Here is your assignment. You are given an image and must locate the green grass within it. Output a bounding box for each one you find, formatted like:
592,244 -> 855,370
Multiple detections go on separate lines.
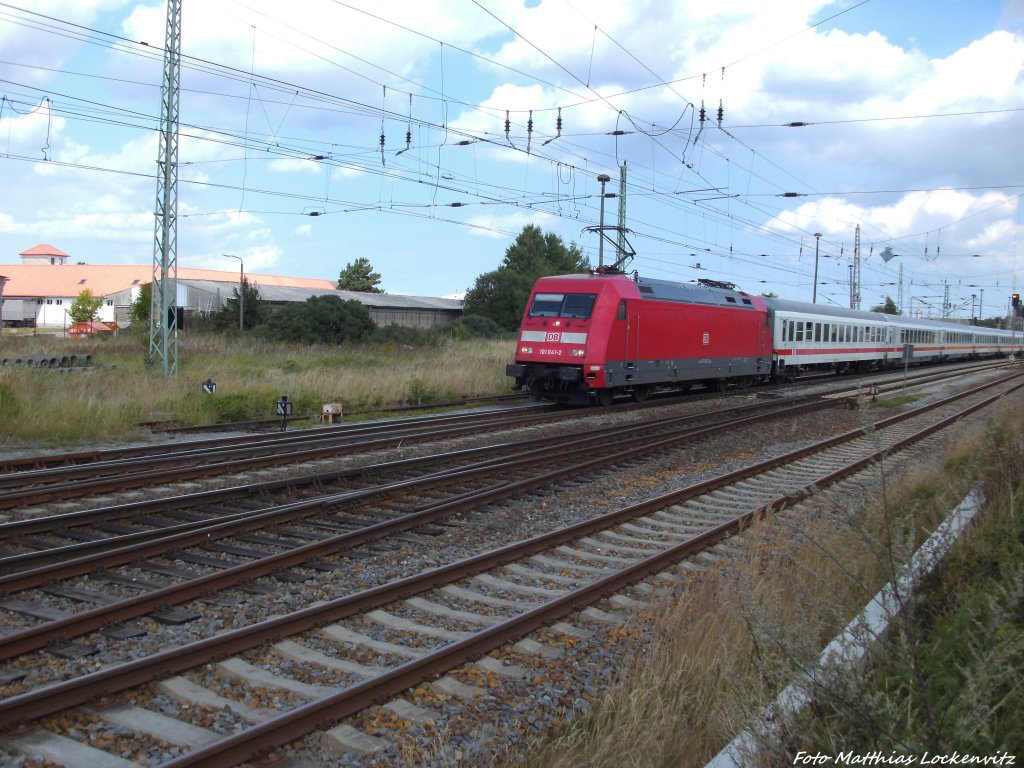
510,400 -> 1020,768
869,393 -> 926,408
0,332 -> 514,447
784,412 -> 1024,757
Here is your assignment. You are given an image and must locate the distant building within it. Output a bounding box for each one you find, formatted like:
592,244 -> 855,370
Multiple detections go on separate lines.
0,245 -> 462,330
19,244 -> 70,266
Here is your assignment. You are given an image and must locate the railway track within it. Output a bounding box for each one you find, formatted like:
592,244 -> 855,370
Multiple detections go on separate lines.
0,393 -> 840,664
0,368 -> 1018,767
0,404 -> 567,509
0,359 -> 1005,512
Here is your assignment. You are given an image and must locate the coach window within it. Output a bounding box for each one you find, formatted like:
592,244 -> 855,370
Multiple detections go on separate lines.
788,320 -> 795,342
829,324 -> 835,342
814,323 -> 821,342
805,321 -> 813,341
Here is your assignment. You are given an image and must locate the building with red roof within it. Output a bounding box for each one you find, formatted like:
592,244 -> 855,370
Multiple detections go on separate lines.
0,245 -> 461,330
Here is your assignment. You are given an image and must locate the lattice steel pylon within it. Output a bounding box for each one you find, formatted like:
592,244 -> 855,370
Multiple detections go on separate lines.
616,162 -> 627,264
851,224 -> 861,310
148,0 -> 181,375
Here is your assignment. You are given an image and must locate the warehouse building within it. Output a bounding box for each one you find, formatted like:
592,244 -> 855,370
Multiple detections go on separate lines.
0,244 -> 462,330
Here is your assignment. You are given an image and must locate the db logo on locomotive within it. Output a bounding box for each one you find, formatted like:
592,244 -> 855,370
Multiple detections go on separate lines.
546,332 -> 561,342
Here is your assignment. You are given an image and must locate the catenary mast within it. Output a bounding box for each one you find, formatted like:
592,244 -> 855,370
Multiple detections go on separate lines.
148,0 -> 181,375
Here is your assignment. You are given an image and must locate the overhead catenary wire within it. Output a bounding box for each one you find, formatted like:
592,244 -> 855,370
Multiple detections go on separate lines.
0,1 -> 1017,305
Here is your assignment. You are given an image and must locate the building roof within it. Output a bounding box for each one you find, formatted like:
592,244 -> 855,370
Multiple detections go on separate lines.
0,264 -> 337,298
0,263 -> 462,312
19,244 -> 71,257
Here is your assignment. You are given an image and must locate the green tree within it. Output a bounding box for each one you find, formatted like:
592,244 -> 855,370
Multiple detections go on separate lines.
338,257 -> 384,293
871,296 -> 901,315
128,283 -> 152,328
462,225 -> 589,330
214,277 -> 269,331
262,295 -> 376,344
68,289 -> 104,324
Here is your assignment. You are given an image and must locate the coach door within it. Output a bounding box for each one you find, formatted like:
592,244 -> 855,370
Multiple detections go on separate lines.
621,299 -> 639,379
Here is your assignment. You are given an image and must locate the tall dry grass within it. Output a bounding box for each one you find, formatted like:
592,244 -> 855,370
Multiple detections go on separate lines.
516,401 -> 1011,768
0,332 -> 513,449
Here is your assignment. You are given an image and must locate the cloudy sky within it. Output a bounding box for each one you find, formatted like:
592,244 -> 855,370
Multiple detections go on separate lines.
0,0 -> 1022,317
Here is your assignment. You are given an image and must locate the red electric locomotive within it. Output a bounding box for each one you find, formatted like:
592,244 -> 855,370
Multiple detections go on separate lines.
505,272 -> 771,405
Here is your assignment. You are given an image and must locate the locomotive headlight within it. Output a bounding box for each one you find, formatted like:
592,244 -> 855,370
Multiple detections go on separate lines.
571,348 -> 585,356
520,346 -> 533,354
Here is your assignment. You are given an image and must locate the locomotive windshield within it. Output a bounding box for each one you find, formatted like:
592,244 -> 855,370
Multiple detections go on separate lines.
528,292 -> 597,319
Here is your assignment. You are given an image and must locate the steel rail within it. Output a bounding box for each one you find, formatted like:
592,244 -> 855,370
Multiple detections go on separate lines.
157,377 -> 1024,768
0,358 -> 1003,478
0,374 -> 1017,730
0,407 -> 586,510
0,397 -> 840,660
0,393 -> 831,573
0,404 -> 555,481
0,392 -> 825,543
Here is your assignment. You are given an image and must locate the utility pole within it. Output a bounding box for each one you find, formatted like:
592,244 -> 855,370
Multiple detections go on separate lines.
148,0 -> 181,375
616,162 -> 627,265
0,275 -> 7,338
851,224 -> 861,309
812,233 -> 822,303
897,263 -> 904,315
597,174 -> 611,268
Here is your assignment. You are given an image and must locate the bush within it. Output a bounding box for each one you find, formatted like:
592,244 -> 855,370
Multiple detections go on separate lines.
457,314 -> 506,338
406,376 -> 441,405
202,392 -> 265,423
261,296 -> 376,345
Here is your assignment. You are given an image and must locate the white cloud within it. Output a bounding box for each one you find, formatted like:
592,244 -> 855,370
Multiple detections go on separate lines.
464,210 -> 558,238
1,0 -> 1021,304
267,158 -> 323,174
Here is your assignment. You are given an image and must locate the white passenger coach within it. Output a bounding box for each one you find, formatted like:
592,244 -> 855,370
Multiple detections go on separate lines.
763,297 -> 1021,380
